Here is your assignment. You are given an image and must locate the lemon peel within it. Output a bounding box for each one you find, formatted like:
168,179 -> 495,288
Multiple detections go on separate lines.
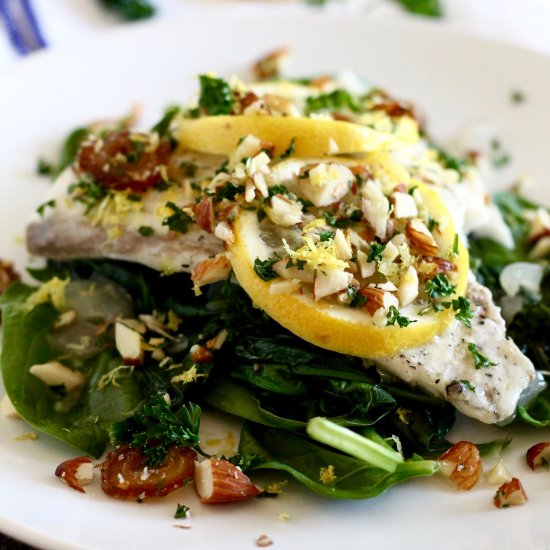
176,115 -> 390,158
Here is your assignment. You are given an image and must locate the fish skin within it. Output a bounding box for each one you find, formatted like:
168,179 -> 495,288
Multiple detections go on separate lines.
27,210 -> 223,274
377,279 -> 536,424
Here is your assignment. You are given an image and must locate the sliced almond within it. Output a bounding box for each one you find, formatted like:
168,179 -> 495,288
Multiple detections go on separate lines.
406,219 -> 439,256
194,458 -> 261,504
313,269 -> 353,301
362,180 -> 390,240
194,196 -> 215,233
115,322 -> 144,366
191,254 -> 232,289
29,361 -> 86,393
55,456 -> 94,493
392,191 -> 418,219
265,195 -> 303,227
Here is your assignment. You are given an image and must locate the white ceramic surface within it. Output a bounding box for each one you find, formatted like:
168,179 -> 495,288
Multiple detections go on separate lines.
1,13 -> 550,550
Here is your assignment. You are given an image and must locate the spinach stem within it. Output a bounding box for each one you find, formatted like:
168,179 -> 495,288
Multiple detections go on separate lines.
307,417 -> 403,472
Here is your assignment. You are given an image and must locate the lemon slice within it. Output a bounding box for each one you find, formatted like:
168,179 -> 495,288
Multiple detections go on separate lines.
229,182 -> 469,359
176,115 -> 390,158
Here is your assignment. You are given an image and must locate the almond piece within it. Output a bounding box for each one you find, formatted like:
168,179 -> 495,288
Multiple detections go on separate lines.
438,441 -> 482,491
359,286 -> 394,315
191,254 -> 232,289
494,477 -> 528,508
115,322 -> 144,366
194,196 -> 215,233
29,361 -> 86,393
195,458 -> 261,504
55,456 -> 93,493
406,219 -> 439,256
526,442 -> 550,471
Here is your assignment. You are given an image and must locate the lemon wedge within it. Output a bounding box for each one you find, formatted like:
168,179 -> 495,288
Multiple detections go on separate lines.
228,182 -> 469,359
176,115 -> 390,158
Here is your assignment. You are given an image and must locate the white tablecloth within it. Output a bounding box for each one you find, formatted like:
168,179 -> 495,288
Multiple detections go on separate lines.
1,0 -> 550,75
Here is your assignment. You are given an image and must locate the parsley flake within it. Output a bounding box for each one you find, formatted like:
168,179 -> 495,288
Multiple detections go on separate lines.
386,306 -> 417,327
367,242 -> 386,263
162,202 -> 192,234
425,273 -> 456,299
138,226 -> 155,237
279,138 -> 296,160
459,379 -> 476,392
174,503 -> 190,519
198,75 -> 234,116
254,257 -> 279,281
468,343 -> 498,369
36,199 -> 56,217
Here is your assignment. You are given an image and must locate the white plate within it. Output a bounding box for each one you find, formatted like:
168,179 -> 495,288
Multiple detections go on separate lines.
1,12 -> 550,550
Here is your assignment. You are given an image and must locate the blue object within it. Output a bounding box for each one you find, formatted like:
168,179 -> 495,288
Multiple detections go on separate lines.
0,0 -> 47,55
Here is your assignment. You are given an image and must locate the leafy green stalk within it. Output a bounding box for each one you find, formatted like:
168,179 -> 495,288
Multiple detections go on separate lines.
98,0 -> 155,20
307,417 -> 403,472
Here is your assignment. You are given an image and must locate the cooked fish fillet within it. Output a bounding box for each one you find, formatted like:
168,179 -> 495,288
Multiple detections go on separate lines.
26,154 -> 224,274
27,210 -> 223,273
377,279 -> 536,424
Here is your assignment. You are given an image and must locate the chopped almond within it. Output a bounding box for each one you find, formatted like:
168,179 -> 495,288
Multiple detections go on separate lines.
494,478 -> 528,508
195,458 -> 261,504
438,441 -> 482,490
55,456 -> 93,493
526,442 -> 550,471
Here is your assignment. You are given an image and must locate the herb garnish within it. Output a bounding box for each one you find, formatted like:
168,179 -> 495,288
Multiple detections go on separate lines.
367,242 -> 386,263
468,343 -> 498,369
98,0 -> 155,20
279,138 -> 296,160
138,226 -> 155,237
198,75 -> 234,116
254,257 -> 279,281
452,296 -> 474,327
386,306 -> 417,327
36,199 -> 56,217
213,182 -> 245,202
347,286 -> 367,308
174,503 -> 190,519
162,202 -> 192,234
459,380 -> 476,392
425,273 -> 455,299
320,231 -> 335,242
305,90 -> 359,115
111,394 -> 201,467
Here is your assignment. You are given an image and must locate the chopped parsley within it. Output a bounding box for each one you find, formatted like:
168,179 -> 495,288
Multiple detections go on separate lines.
68,180 -> 108,213
213,182 -> 244,202
367,242 -> 386,263
138,226 -> 155,237
268,184 -> 290,198
36,199 -> 56,217
279,138 -> 296,160
162,202 -> 192,234
36,158 -> 54,176
395,0 -> 442,17
174,503 -> 190,519
427,217 -> 439,232
179,161 -> 197,178
386,306 -> 417,328
452,296 -> 474,327
452,233 -> 459,256
468,343 -> 498,369
425,273 -> 456,299
151,105 -> 181,138
197,75 -> 234,116
347,286 -> 367,308
459,379 -> 476,392
98,0 -> 155,21
110,395 -> 201,467
254,257 -> 279,281
320,231 -> 335,242
510,89 -> 526,104
305,90 -> 359,115
490,139 -> 511,169
323,211 -> 350,229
